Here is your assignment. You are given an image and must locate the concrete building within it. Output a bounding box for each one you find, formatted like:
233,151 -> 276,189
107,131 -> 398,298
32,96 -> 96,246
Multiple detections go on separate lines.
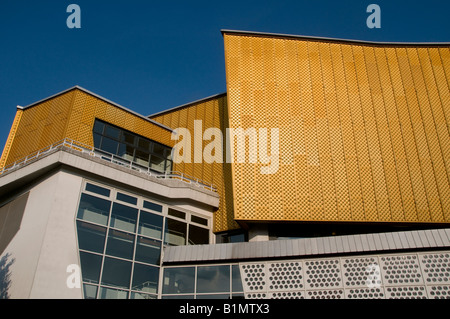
0,30 -> 449,299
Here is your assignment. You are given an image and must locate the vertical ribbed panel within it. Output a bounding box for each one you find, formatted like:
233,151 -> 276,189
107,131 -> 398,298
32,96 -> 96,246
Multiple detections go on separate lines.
223,32 -> 450,225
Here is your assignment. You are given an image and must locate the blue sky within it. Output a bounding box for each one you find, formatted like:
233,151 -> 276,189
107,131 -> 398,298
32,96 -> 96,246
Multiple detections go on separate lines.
0,0 -> 449,153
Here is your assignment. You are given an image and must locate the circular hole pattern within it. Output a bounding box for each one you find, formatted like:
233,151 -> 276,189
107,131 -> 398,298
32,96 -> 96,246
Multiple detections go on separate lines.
305,259 -> 341,288
347,288 -> 384,299
381,255 -> 422,285
421,253 -> 450,284
385,286 -> 426,299
268,262 -> 303,290
242,264 -> 266,291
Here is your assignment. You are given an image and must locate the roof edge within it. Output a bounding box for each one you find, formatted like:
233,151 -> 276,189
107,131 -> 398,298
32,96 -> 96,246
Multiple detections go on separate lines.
19,86 -> 174,132
148,92 -> 227,118
221,29 -> 450,46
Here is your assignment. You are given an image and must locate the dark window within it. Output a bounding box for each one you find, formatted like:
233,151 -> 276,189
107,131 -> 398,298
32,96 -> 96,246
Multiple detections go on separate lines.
101,257 -> 132,289
92,119 -> 172,173
116,192 -> 138,205
85,183 -> 110,197
110,203 -> 138,233
76,221 -> 107,253
79,251 -> 102,284
105,229 -> 135,260
143,200 -> 163,213
168,208 -> 186,220
135,237 -> 161,265
165,218 -> 187,246
132,263 -> 159,294
188,224 -> 209,245
138,210 -> 163,239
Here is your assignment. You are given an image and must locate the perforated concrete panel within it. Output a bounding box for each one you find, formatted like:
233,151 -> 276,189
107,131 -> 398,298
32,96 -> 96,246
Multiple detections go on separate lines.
239,250 -> 450,299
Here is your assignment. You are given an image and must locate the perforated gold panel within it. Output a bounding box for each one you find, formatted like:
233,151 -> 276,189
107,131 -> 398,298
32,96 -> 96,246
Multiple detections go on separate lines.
223,32 -> 450,224
1,88 -> 173,167
151,94 -> 239,233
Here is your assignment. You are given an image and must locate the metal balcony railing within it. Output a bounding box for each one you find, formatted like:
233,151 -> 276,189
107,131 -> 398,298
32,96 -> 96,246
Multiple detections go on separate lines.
0,138 -> 217,193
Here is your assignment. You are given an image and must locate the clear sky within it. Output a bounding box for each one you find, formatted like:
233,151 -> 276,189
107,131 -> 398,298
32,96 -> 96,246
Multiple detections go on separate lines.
0,0 -> 449,154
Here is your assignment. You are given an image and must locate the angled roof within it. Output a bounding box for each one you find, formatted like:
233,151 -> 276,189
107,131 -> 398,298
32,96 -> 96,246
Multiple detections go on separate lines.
18,85 -> 174,132
221,29 -> 450,46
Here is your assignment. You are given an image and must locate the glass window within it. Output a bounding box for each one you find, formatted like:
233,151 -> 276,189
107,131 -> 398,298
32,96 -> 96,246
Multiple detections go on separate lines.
138,211 -> 163,239
93,120 -> 104,134
116,192 -> 138,205
232,265 -> 243,292
79,251 -> 102,284
168,208 -> 185,220
165,218 -> 187,246
98,286 -> 129,299
132,263 -> 159,294
118,144 -> 134,161
93,133 -> 102,149
110,203 -> 138,233
105,125 -> 120,139
76,221 -> 106,253
101,257 -> 132,289
135,236 -> 161,265
152,143 -> 165,157
138,138 -> 150,151
123,132 -> 135,145
162,267 -> 195,294
188,224 -> 209,245
85,183 -> 110,197
83,284 -> 98,299
130,292 -> 157,299
105,229 -> 135,260
77,193 -> 111,226
143,200 -> 163,213
134,149 -> 150,167
191,215 -> 208,226
150,155 -> 165,172
196,294 -> 230,299
100,136 -> 119,154
196,265 -> 230,293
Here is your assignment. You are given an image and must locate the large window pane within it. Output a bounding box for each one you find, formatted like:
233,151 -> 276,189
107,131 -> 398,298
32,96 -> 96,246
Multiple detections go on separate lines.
83,284 -> 98,299
164,218 -> 187,246
188,224 -> 209,245
79,251 -> 102,284
105,229 -> 135,260
138,211 -> 163,239
135,236 -> 161,265
76,221 -> 106,253
98,286 -> 128,299
143,200 -> 163,213
101,136 -> 119,154
130,292 -> 157,299
101,257 -> 132,289
85,183 -> 110,197
110,203 -> 138,233
77,193 -> 111,226
105,125 -> 120,139
162,267 -> 195,294
135,149 -> 150,167
232,265 -> 243,292
197,265 -> 230,293
93,120 -> 105,134
150,155 -> 165,172
132,263 -> 159,294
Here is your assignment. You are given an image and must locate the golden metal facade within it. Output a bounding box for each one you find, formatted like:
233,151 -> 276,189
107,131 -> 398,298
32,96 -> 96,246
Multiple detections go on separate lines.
223,32 -> 450,224
151,95 -> 239,232
1,88 -> 174,167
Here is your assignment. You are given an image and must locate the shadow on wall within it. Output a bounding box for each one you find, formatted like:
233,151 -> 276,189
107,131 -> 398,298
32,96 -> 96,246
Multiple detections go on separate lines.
0,253 -> 15,299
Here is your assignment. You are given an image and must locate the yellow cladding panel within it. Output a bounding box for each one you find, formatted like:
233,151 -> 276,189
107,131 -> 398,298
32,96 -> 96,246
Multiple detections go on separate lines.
151,94 -> 239,233
223,32 -> 450,225
2,88 -> 173,168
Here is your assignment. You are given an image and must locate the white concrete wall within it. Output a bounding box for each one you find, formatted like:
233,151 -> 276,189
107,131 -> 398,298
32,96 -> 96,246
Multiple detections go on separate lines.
1,170 -> 83,299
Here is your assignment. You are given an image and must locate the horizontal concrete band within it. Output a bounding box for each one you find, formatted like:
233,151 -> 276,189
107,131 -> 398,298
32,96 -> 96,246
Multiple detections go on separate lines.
163,228 -> 450,263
